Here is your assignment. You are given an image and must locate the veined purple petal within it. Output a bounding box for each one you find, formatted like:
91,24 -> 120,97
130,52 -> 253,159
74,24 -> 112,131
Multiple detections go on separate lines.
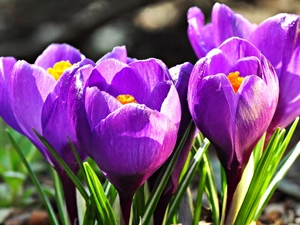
97,46 -> 128,64
0,57 -> 22,132
188,71 -> 237,170
146,81 -> 181,128
249,13 -> 300,78
270,46 -> 300,129
169,62 -> 193,133
85,86 -> 122,132
91,104 -> 177,193
11,61 -> 56,137
35,43 -> 84,69
41,62 -> 94,170
212,3 -> 256,46
187,7 -> 215,58
231,56 -> 260,76
218,37 -> 261,64
235,75 -> 278,164
129,59 -> 172,92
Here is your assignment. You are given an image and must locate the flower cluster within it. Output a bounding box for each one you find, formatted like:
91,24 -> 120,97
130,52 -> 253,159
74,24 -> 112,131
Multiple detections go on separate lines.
0,3 -> 299,225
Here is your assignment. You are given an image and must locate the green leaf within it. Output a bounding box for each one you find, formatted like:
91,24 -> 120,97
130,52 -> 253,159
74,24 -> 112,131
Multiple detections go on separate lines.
33,129 -> 89,201
6,130 -> 60,225
141,121 -> 195,225
203,150 -> 220,225
167,138 -> 209,223
234,117 -> 299,225
50,166 -> 69,225
83,162 -> 117,225
254,140 -> 300,219
192,159 -> 207,225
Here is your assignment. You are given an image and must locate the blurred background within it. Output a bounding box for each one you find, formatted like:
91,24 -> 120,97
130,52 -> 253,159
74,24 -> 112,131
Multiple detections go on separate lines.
0,0 -> 300,67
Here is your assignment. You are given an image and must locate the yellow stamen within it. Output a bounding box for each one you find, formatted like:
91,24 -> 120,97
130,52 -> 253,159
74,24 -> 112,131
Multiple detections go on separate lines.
227,71 -> 244,93
116,94 -> 138,105
47,60 -> 72,81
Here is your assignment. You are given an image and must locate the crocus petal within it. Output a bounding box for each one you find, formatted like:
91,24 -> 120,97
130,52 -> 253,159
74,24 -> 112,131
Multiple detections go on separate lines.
218,37 -> 261,64
129,59 -> 172,92
235,75 -> 277,164
147,81 -> 181,128
0,57 -> 22,132
249,14 -> 300,78
231,56 -> 260,76
91,104 -> 177,193
212,3 -> 256,46
11,61 -> 56,137
270,46 -> 300,129
97,46 -> 128,64
169,62 -> 193,134
41,62 -> 94,169
188,70 -> 237,169
35,43 -> 84,69
187,7 -> 215,58
85,86 -> 122,131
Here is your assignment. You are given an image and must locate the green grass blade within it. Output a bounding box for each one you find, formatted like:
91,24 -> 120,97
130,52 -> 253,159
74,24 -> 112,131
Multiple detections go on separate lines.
167,138 -> 209,223
50,166 -> 69,225
84,162 -> 117,225
141,121 -> 195,225
6,130 -> 59,225
33,129 -> 89,201
203,150 -> 220,225
234,117 -> 299,225
193,160 -> 207,225
254,140 -> 300,219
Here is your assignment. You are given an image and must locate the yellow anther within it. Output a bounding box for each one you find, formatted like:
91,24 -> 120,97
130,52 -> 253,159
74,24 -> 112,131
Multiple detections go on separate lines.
116,94 -> 138,105
227,71 -> 244,93
47,60 -> 72,80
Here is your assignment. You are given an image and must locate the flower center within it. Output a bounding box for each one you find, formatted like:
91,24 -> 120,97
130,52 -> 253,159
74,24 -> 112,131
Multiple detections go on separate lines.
116,94 -> 138,104
227,71 -> 244,93
47,60 -> 72,81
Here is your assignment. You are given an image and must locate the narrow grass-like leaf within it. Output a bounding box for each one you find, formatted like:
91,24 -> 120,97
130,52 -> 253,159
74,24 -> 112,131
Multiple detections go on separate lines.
167,138 -> 209,223
68,137 -> 86,180
84,162 -> 117,225
141,121 -> 195,225
203,150 -> 220,225
50,166 -> 69,225
33,129 -> 89,201
83,196 -> 99,225
234,128 -> 283,225
6,130 -> 59,225
254,140 -> 300,219
252,134 -> 265,167
193,161 -> 207,225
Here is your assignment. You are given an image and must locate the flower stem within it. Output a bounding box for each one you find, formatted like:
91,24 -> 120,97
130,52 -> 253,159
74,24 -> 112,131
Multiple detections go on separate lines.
119,193 -> 133,225
60,172 -> 79,225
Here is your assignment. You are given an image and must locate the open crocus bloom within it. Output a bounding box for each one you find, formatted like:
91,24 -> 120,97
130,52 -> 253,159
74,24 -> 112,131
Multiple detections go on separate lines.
187,37 -> 279,209
69,49 -> 181,224
73,56 -> 181,195
187,3 -> 257,58
188,3 -> 300,133
0,43 -> 93,172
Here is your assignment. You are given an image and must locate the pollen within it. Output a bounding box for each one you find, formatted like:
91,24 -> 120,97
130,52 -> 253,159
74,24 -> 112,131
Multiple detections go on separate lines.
227,71 -> 244,93
116,94 -> 138,105
47,60 -> 72,81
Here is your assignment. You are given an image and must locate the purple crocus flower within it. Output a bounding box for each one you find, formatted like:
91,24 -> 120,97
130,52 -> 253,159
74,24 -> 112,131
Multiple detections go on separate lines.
249,14 -> 300,133
188,4 -> 300,136
0,43 -> 93,225
187,37 -> 279,212
71,48 -> 181,225
187,3 -> 256,58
